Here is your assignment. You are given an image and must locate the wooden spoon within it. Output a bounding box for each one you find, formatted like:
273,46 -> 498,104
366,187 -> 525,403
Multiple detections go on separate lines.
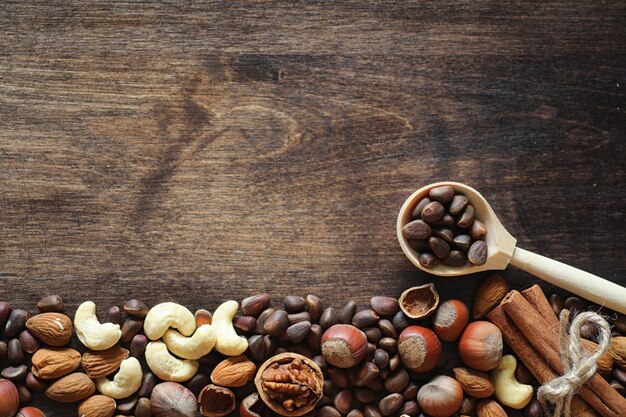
397,181 -> 626,314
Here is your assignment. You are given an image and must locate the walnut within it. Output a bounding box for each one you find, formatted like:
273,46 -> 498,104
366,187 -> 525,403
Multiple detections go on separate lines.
254,353 -> 324,416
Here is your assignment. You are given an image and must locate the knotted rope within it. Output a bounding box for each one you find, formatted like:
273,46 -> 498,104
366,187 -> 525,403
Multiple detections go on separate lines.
537,309 -> 611,417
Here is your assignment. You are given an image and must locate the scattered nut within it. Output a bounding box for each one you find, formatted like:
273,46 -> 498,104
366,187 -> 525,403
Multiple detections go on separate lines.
151,382 -> 197,417
31,347 -> 81,380
491,355 -> 533,409
82,346 -> 129,379
212,300 -> 248,356
398,284 -> 440,319
0,379 -> 19,417
143,302 -> 196,341
45,372 -> 96,403
161,324 -> 216,360
472,275 -> 508,319
476,399 -> 507,417
95,357 -> 143,399
198,384 -> 236,417
25,313 -> 72,347
452,367 -> 495,399
254,352 -> 324,416
124,299 -> 149,318
74,301 -> 122,351
78,395 -> 116,417
37,295 -> 64,313
145,341 -> 199,382
210,355 -> 257,387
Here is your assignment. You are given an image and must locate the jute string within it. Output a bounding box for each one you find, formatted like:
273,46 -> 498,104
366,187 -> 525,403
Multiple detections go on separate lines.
537,309 -> 611,417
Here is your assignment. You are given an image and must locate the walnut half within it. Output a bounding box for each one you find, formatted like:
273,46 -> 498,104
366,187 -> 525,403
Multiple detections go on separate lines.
254,352 -> 324,416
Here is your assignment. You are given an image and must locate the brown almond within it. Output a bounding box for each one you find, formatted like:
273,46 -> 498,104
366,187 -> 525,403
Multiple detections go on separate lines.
610,336 -> 626,370
580,339 -> 614,376
472,275 -> 508,319
476,399 -> 507,417
210,355 -> 257,387
453,367 -> 495,398
26,313 -> 73,346
78,395 -> 116,417
82,346 -> 130,378
31,347 -> 81,380
45,372 -> 96,403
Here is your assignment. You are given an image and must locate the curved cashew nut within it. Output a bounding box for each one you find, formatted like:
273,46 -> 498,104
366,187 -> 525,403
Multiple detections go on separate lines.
95,357 -> 142,399
492,354 -> 533,409
143,302 -> 196,340
74,301 -> 122,351
213,300 -> 248,356
145,341 -> 199,382
162,324 -> 216,360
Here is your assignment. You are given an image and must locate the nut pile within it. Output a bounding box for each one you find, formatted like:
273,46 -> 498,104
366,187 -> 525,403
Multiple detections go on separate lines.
402,185 -> 488,268
0,278 -> 625,417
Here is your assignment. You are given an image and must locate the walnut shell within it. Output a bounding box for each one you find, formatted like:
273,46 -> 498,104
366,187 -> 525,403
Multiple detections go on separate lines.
254,352 -> 323,416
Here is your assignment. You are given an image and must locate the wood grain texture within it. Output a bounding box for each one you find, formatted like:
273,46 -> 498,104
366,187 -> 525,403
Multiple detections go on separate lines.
0,1 -> 625,415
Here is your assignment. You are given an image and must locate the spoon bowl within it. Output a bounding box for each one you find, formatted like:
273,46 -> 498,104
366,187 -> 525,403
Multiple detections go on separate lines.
397,181 -> 516,276
397,182 -> 626,314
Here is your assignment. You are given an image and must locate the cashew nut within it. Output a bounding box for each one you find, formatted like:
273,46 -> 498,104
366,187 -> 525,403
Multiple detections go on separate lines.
161,324 -> 216,360
74,301 -> 122,351
95,357 -> 142,399
145,341 -> 199,382
143,302 -> 196,340
491,354 -> 533,409
213,300 -> 248,356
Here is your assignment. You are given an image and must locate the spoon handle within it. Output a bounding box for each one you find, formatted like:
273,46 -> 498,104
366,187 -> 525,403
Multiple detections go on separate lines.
510,247 -> 626,315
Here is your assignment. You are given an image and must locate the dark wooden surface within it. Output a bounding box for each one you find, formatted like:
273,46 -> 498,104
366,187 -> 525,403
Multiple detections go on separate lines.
1,1 -> 625,415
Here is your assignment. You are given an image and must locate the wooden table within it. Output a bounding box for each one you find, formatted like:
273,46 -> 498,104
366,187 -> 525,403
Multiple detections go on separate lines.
1,1 -> 624,415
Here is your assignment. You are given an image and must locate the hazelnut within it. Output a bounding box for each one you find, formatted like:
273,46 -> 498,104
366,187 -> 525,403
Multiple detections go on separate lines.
150,382 -> 197,417
240,393 -> 274,417
397,326 -> 442,373
458,321 -> 503,371
198,384 -> 236,417
16,408 -> 46,417
398,284 -> 440,319
417,375 -> 463,417
321,325 -> 368,368
0,379 -> 19,417
432,300 -> 469,342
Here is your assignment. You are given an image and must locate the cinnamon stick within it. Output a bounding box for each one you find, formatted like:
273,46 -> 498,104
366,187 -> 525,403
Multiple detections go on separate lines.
487,306 -> 597,417
501,290 -> 626,417
522,285 -> 615,375
521,285 -> 559,328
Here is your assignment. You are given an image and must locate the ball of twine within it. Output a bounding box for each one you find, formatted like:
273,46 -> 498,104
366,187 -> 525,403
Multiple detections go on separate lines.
537,309 -> 612,417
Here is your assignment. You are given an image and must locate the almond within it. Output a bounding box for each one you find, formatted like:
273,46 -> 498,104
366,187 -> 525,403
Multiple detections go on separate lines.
78,395 -> 116,417
581,339 -> 614,375
26,313 -> 73,346
31,347 -> 81,380
210,355 -> 257,387
82,346 -> 129,378
45,372 -> 95,403
610,336 -> 626,370
472,275 -> 508,319
453,367 -> 495,398
476,399 -> 507,417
